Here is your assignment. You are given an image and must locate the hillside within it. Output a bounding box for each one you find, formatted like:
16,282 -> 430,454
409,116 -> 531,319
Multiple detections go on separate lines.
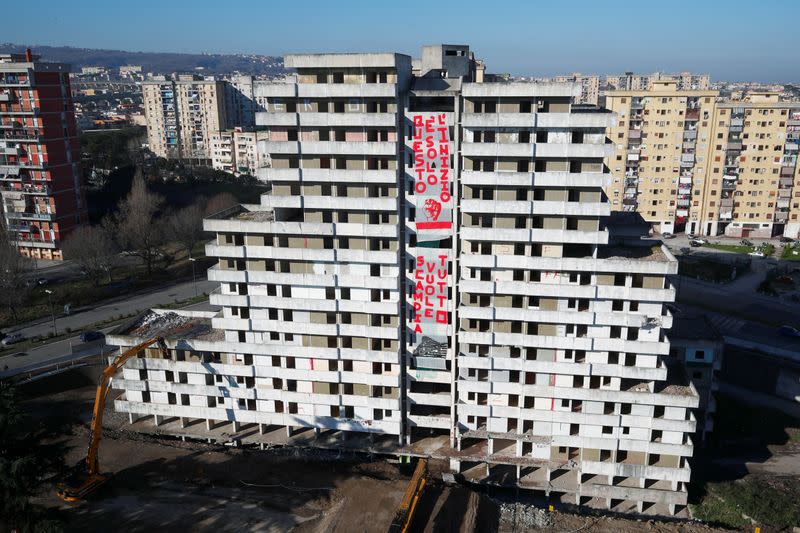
0,42 -> 287,76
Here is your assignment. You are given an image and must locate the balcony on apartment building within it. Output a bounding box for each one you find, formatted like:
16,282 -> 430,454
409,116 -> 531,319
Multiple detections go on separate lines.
725,140 -> 743,151
460,111 -> 613,129
779,177 -> 794,188
685,109 -> 700,121
721,179 -> 737,191
682,130 -> 697,141
630,99 -> 645,110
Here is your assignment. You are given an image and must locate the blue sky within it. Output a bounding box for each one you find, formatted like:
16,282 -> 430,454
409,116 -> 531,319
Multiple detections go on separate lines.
2,0 -> 796,82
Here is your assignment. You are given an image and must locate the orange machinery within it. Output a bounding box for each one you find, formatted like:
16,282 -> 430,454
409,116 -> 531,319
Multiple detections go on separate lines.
57,336 -> 168,502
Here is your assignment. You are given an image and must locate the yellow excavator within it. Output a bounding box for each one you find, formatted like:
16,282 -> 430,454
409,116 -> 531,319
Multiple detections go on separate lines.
57,336 -> 168,502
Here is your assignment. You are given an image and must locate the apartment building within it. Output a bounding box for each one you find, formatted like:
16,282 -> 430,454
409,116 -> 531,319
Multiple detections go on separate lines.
700,93 -> 800,238
552,73 -> 600,105
142,75 -> 227,162
210,127 -> 266,176
605,81 -> 718,234
605,85 -> 800,237
606,72 -> 710,92
109,45 -> 698,516
0,50 -> 87,260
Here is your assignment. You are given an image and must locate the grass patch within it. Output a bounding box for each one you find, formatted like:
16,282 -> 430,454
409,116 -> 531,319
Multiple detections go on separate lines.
692,479 -> 800,529
690,489 -> 749,529
702,242 -> 754,254
782,245 -> 800,261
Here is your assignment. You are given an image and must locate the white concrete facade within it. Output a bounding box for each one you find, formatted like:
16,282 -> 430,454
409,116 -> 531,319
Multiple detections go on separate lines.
113,45 -> 698,517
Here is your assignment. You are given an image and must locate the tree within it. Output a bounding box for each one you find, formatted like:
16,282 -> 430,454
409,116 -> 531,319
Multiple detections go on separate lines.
203,192 -> 238,216
61,225 -> 119,285
166,203 -> 205,259
113,170 -> 166,276
0,226 -> 32,321
0,382 -> 63,531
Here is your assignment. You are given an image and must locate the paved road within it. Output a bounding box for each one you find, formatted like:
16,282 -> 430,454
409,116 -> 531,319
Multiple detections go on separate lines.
0,300 -> 220,377
2,278 -> 217,341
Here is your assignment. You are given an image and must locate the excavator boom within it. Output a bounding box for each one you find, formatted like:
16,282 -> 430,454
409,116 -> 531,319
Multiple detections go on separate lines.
57,336 -> 168,502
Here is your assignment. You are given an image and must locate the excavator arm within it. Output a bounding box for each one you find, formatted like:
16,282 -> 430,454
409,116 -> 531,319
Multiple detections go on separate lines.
58,336 -> 168,502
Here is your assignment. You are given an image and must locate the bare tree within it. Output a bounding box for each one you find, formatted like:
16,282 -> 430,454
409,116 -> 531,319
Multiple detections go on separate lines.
113,171 -> 166,276
167,203 -> 206,259
61,225 -> 119,285
0,227 -> 32,321
203,192 -> 238,216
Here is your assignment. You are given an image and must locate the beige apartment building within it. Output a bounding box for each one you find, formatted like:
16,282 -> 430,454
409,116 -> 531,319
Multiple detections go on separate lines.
605,85 -> 800,237
210,127 -> 266,176
552,73 -> 600,105
605,81 -> 717,234
606,72 -> 710,92
142,75 -> 227,162
701,93 -> 800,238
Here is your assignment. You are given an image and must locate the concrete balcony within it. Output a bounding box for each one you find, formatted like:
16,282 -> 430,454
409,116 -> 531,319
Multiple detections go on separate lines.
460,199 -> 609,217
259,140 -> 397,156
459,170 -> 608,189
459,245 -> 677,275
260,194 -> 397,211
297,84 -> 397,98
205,244 -> 398,265
462,83 -> 578,98
114,400 -> 401,435
460,226 -> 609,245
204,220 -> 397,239
461,142 -> 611,159
256,111 -> 397,128
256,167 -> 397,184
461,112 -> 614,129
580,461 -> 690,483
595,285 -> 675,303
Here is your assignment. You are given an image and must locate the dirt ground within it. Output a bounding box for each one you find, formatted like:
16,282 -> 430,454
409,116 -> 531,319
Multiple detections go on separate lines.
16,366 -> 800,532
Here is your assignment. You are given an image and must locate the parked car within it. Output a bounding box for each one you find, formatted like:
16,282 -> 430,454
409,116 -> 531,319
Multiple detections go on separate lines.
780,236 -> 795,243
79,330 -> 105,343
741,239 -> 754,247
661,232 -> 676,239
778,325 -> 800,338
680,247 -> 691,254
748,250 -> 765,257
687,233 -> 697,239
1,333 -> 25,346
689,240 -> 703,247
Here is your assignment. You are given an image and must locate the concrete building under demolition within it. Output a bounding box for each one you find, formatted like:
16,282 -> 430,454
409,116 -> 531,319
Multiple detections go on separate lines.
109,44 -> 700,516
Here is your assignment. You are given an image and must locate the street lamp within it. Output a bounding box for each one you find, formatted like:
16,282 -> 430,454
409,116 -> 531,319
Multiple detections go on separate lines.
44,289 -> 57,336
188,257 -> 198,297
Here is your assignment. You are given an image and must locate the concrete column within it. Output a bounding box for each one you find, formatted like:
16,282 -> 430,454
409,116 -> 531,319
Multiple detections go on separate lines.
487,438 -> 494,455
636,500 -> 644,513
340,431 -> 347,442
286,425 -> 292,438
232,421 -> 240,432
154,415 -> 163,426
259,424 -> 266,435
668,503 -> 676,516
129,413 -> 136,424
606,498 -> 612,510
515,465 -> 521,480
456,436 -> 462,451
180,417 -> 188,429
315,427 -> 320,439
449,458 -> 460,473
206,419 -> 213,431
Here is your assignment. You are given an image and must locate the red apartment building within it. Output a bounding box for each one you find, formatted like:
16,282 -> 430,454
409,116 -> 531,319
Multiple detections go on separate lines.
0,49 -> 87,260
